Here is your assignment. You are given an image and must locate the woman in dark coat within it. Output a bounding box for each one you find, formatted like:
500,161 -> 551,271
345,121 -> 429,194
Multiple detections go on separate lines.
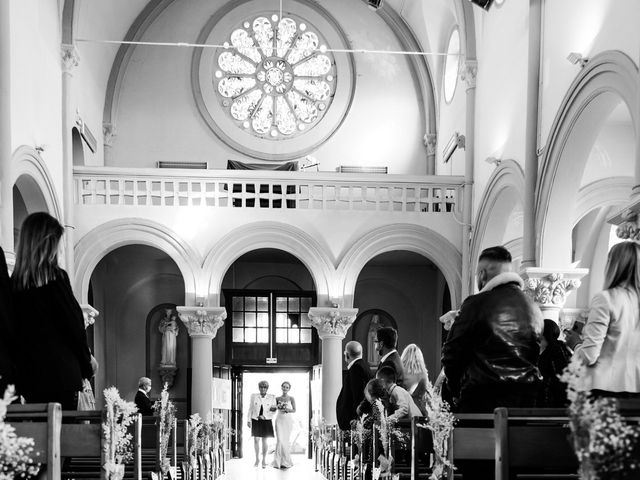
538,319 -> 571,407
11,212 -> 95,409
0,247 -> 16,393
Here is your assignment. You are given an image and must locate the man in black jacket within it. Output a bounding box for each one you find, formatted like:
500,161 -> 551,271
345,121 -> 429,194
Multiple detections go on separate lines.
0,247 -> 15,393
442,246 -> 542,413
375,327 -> 405,389
336,341 -> 370,430
135,377 -> 155,415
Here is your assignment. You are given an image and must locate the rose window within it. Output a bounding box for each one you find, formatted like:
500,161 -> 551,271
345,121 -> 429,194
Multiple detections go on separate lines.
215,15 -> 336,138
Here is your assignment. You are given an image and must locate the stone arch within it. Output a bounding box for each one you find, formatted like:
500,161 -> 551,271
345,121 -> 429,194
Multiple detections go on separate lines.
537,50 -> 639,267
74,218 -> 201,304
12,145 -> 62,220
337,224 -> 461,308
204,222 -> 335,306
471,160 -> 525,271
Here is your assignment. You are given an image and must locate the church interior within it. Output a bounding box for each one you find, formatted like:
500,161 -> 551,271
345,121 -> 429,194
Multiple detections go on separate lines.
1,0 -> 639,477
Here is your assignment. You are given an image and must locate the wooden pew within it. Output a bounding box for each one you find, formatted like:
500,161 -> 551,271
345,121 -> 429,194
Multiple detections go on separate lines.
6,403 -> 62,480
447,413 -> 495,480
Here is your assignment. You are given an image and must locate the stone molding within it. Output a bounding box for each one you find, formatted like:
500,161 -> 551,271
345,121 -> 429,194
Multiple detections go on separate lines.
423,133 -> 437,156
102,123 -> 116,147
176,306 -> 226,338
460,60 -> 477,89
61,44 -> 80,72
309,307 -> 358,339
80,304 -> 99,329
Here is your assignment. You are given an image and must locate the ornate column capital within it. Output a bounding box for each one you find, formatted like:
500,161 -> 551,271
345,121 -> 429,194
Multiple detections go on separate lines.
61,44 -> 80,72
309,307 -> 358,339
177,306 -> 226,338
521,267 -> 588,321
423,133 -> 437,156
459,60 -> 477,90
102,122 -> 116,147
80,304 -> 99,329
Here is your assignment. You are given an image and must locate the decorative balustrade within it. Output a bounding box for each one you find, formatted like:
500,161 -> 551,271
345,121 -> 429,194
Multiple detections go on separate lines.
74,167 -> 464,214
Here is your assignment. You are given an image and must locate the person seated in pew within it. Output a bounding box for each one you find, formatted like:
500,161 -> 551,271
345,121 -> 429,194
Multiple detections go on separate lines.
376,366 -> 422,423
135,377 -> 154,415
355,379 -> 389,480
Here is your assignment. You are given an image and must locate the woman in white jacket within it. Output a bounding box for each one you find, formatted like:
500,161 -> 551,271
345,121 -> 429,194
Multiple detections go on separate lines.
246,380 -> 277,467
569,241 -> 640,398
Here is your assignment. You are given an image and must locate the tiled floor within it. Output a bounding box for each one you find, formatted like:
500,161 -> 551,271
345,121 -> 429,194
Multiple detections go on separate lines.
224,455 -> 325,480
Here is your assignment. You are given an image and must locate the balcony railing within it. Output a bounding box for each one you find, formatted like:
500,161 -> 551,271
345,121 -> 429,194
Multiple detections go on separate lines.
74,167 -> 464,214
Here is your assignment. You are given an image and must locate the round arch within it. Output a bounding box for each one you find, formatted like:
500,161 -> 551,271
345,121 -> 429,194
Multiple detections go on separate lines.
204,222 -> 335,306
74,218 -> 201,304
471,160 -> 525,274
337,224 -> 461,308
537,51 -> 639,267
11,145 -> 62,220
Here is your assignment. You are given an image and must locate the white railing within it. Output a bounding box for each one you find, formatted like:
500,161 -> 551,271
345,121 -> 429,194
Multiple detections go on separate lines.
74,167 -> 464,214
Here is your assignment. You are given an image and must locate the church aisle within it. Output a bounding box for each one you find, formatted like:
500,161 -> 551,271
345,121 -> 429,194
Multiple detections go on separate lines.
224,457 -> 325,480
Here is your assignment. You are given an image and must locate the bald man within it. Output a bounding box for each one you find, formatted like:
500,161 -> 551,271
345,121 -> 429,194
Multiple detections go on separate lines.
336,341 -> 371,430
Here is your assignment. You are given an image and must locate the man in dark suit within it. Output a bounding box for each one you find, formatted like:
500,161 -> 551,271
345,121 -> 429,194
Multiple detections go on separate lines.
336,341 -> 371,430
135,377 -> 154,415
0,247 -> 16,394
376,327 -> 405,389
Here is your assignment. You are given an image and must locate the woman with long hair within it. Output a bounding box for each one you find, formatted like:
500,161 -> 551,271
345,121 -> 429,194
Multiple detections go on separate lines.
568,241 -> 640,397
11,212 -> 96,409
400,343 -> 429,416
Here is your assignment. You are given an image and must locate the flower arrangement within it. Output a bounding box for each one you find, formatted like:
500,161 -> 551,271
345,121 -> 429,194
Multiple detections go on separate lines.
186,414 -> 202,470
276,400 -> 288,412
0,386 -> 40,480
420,376 -> 456,479
153,384 -> 176,476
560,358 -> 640,479
103,387 -> 137,480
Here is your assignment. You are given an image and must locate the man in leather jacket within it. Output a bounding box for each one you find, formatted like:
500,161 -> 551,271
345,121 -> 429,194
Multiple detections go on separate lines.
442,246 -> 543,413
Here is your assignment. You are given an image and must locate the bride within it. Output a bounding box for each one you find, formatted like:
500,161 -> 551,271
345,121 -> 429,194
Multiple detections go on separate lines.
272,381 -> 296,469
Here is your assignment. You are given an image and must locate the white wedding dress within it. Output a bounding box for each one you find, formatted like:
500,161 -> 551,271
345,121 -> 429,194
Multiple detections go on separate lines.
272,399 -> 294,468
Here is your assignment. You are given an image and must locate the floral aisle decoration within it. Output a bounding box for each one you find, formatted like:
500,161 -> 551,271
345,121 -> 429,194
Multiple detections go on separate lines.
0,386 -> 40,480
153,384 -> 176,477
103,387 -> 137,480
560,358 -> 640,479
185,413 -> 202,478
420,377 -> 456,479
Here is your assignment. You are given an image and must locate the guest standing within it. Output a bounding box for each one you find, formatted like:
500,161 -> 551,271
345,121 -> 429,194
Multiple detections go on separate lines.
538,319 -> 571,407
0,247 -> 15,393
567,241 -> 640,398
246,380 -> 277,468
336,340 -> 371,430
135,377 -> 154,415
375,327 -> 405,389
400,344 -> 429,416
11,212 -> 97,409
442,246 -> 542,413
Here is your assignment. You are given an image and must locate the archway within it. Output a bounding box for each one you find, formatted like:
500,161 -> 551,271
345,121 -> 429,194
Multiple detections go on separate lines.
89,244 -> 186,410
352,250 -> 449,383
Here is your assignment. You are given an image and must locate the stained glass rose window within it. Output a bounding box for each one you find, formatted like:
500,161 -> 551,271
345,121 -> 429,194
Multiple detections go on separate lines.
215,14 -> 336,138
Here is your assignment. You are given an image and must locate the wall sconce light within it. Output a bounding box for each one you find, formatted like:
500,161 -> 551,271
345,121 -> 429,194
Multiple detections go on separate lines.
34,145 -> 46,154
442,132 -> 465,164
362,0 -> 384,11
486,157 -> 502,166
567,52 -> 588,68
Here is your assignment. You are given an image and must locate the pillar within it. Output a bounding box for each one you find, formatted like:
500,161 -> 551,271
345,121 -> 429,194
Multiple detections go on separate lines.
0,0 -> 12,251
308,306 -> 358,425
460,60 -> 477,298
177,306 -> 226,417
521,268 -> 588,323
522,0 -> 543,268
61,44 -> 79,281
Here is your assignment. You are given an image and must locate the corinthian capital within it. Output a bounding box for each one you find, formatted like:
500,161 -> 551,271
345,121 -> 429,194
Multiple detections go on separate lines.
459,60 -> 477,89
80,304 -> 99,329
177,306 -> 226,338
521,267 -> 588,310
61,44 -> 80,72
423,133 -> 437,156
308,307 -> 358,339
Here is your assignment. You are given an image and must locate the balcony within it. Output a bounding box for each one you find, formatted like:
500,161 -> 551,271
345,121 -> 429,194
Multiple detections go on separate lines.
74,166 -> 464,214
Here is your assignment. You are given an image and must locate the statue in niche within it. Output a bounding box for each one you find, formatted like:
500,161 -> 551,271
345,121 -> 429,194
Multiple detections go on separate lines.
367,314 -> 381,366
159,308 -> 179,366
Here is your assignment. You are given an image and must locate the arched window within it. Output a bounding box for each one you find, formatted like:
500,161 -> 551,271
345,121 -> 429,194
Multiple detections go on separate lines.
443,28 -> 460,104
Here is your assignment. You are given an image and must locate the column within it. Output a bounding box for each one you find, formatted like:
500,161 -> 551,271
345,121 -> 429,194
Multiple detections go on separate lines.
423,133 -> 437,175
521,268 -> 588,323
61,44 -> 79,281
308,306 -> 358,425
522,0 -> 543,268
177,306 -> 226,417
460,60 -> 477,298
0,0 -> 12,251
